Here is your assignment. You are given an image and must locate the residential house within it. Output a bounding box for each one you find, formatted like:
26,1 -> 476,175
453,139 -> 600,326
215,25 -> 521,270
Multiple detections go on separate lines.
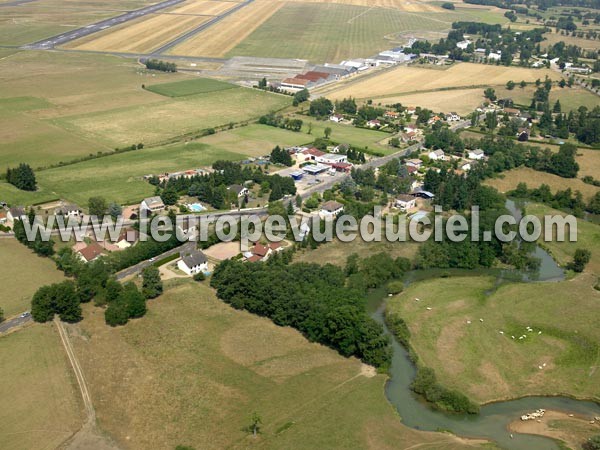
504,107 -> 521,116
488,52 -> 501,61
227,184 -> 249,198
319,200 -> 344,218
468,149 -> 485,160
297,147 -> 325,163
456,40 -> 472,50
329,114 -> 344,123
406,165 -> 419,175
367,119 -> 381,128
405,158 -> 423,169
55,203 -> 82,219
178,250 -> 208,275
428,149 -> 445,161
395,194 -> 416,211
0,211 -> 6,224
384,111 -> 400,119
77,243 -> 104,263
317,153 -> 348,165
517,127 -> 530,141
141,196 -> 165,213
459,161 -> 472,171
406,106 -> 417,115
447,112 -> 461,122
7,206 -> 26,222
115,229 -> 139,250
427,115 -> 442,126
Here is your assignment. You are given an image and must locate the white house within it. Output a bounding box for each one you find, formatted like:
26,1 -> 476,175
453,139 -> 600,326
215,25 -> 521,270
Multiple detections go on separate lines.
55,203 -> 82,219
227,184 -> 249,198
116,229 -> 139,249
317,153 -> 348,165
329,114 -> 344,123
367,119 -> 381,128
447,112 -> 461,122
141,196 -> 165,213
319,200 -> 344,219
456,40 -> 472,50
468,149 -> 485,160
428,149 -> 445,161
395,195 -> 416,212
178,250 -> 208,275
488,52 -> 501,61
405,158 -> 423,169
460,161 -> 472,171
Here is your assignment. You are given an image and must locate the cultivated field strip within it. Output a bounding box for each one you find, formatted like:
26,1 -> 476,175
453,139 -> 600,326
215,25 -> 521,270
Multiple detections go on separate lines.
277,0 -> 441,12
168,0 -> 240,15
167,0 -> 283,57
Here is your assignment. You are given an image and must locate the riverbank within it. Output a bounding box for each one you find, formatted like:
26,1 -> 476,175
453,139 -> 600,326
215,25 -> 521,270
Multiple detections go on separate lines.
509,410 -> 600,450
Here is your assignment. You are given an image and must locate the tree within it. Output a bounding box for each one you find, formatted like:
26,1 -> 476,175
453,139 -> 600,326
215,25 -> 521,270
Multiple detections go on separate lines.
6,163 -> 37,191
123,283 -> 147,318
309,97 -> 333,118
568,249 -> 591,273
553,100 -> 561,113
142,266 -> 163,299
295,194 -> 302,208
324,127 -> 332,139
483,87 -> 497,102
293,88 -> 309,106
441,2 -> 455,9
161,188 -> 178,206
31,281 -> 82,323
519,80 -> 527,89
248,412 -> 262,438
390,137 -> 400,147
0,306 -> 4,323
584,435 -> 600,450
506,80 -> 516,90
88,196 -> 107,218
485,112 -> 498,133
193,272 -> 205,282
108,202 -> 122,219
105,300 -> 129,326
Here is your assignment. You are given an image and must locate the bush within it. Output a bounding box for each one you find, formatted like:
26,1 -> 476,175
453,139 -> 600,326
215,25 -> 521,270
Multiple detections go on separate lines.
386,280 -> 404,295
193,272 -> 206,282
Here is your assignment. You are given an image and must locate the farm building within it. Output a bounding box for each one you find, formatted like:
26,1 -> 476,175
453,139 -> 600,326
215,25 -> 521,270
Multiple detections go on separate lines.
468,149 -> 485,160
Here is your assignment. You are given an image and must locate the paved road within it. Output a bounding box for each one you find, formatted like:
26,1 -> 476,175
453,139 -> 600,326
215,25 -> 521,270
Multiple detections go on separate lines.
0,314 -> 31,334
150,0 -> 254,55
23,0 -> 187,50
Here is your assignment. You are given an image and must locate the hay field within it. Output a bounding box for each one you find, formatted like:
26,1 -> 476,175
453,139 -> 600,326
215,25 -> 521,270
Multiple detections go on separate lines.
542,29 -> 600,51
372,88 -> 486,115
168,0 -> 239,15
484,167 -> 599,202
324,63 -> 560,101
168,0 -> 283,57
69,280 -> 480,450
576,148 -> 600,180
0,240 -> 65,318
278,0 -> 441,12
388,274 -> 600,403
494,84 -> 600,111
0,324 -> 83,450
66,14 -> 211,54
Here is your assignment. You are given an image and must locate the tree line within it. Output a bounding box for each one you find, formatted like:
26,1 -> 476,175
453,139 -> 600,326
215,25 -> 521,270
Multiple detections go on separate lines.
144,59 -> 177,72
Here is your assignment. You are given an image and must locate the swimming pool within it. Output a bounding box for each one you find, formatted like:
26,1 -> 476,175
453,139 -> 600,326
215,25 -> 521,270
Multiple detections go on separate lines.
187,203 -> 205,212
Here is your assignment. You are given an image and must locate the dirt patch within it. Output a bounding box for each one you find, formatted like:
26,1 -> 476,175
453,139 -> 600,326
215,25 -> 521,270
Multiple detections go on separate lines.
203,241 -> 242,261
360,364 -> 377,378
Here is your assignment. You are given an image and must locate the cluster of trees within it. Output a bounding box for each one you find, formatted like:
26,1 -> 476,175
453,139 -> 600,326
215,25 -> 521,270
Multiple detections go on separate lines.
31,281 -> 82,323
154,160 -> 296,209
211,253 -> 410,368
568,248 -> 591,273
105,280 -> 149,327
258,112 -> 303,131
6,163 -> 36,191
309,97 -> 333,118
144,59 -> 177,72
510,182 -> 596,216
351,162 -> 412,197
293,88 -> 310,106
424,128 -> 465,154
13,210 -> 55,257
269,145 -> 293,166
335,97 -> 357,115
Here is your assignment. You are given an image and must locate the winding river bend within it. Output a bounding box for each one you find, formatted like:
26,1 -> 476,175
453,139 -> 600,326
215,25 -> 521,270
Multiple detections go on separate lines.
369,201 -> 600,449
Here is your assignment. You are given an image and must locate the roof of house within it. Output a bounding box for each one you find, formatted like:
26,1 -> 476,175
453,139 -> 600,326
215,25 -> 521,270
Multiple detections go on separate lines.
430,149 -> 445,156
368,119 -> 381,124
118,228 -> 139,243
78,243 -> 104,262
321,200 -> 344,212
247,255 -> 262,263
228,184 -> 246,195
332,162 -> 352,169
282,77 -> 310,86
406,158 -> 422,165
303,147 -> 325,157
407,165 -> 418,174
397,194 -> 415,202
181,250 -> 207,268
296,71 -> 330,82
470,149 -> 484,155
143,196 -> 164,208
58,203 -> 81,213
269,241 -> 281,251
0,211 -> 6,219
253,243 -> 270,257
9,206 -> 26,217
504,107 -> 520,114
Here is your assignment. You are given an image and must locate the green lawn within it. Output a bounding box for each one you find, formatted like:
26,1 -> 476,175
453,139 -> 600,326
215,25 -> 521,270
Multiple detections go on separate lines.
228,3 -> 502,63
34,142 -> 245,205
387,274 -> 600,404
145,78 -> 237,97
295,115 -> 395,154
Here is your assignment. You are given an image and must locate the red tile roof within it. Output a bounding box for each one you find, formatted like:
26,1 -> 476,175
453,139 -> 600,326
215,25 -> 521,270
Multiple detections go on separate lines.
247,255 -> 262,263
295,71 -> 330,82
253,243 -> 270,257
78,243 -> 103,262
282,77 -> 310,86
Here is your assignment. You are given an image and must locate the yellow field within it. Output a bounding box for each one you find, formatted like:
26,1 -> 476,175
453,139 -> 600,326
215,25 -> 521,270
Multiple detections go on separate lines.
576,148 -> 600,180
323,63 -> 561,101
67,14 -> 210,54
168,0 -> 283,57
169,0 -> 239,15
372,88 -> 486,114
484,167 -> 600,202
277,0 -> 441,12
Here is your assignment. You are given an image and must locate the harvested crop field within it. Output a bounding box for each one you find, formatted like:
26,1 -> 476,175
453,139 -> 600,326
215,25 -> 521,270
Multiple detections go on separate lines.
278,0 -> 441,12
168,0 -> 239,15
323,63 -> 560,101
484,167 -> 599,202
65,13 -> 210,53
372,88 -> 486,115
168,0 -> 283,57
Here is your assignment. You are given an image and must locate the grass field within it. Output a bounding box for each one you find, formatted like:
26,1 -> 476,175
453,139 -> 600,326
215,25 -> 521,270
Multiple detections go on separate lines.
484,167 -> 600,202
0,51 -> 290,170
145,78 -> 237,97
527,203 -> 600,275
494,84 -> 600,111
542,29 -> 600,51
168,0 -> 238,15
70,279 -> 482,449
0,239 -> 65,318
0,324 -> 83,450
388,274 -> 600,404
576,149 -> 600,180
321,63 -> 560,102
293,115 -> 395,154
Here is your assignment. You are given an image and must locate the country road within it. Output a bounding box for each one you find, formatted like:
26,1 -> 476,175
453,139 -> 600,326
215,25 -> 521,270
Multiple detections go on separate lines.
0,313 -> 31,334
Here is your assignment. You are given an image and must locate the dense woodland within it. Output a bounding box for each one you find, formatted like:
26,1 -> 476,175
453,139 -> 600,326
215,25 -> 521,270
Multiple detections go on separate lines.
6,163 -> 36,191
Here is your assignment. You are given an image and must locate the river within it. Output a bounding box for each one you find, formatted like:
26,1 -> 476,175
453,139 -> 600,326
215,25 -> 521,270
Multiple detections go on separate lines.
368,201 -> 600,449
